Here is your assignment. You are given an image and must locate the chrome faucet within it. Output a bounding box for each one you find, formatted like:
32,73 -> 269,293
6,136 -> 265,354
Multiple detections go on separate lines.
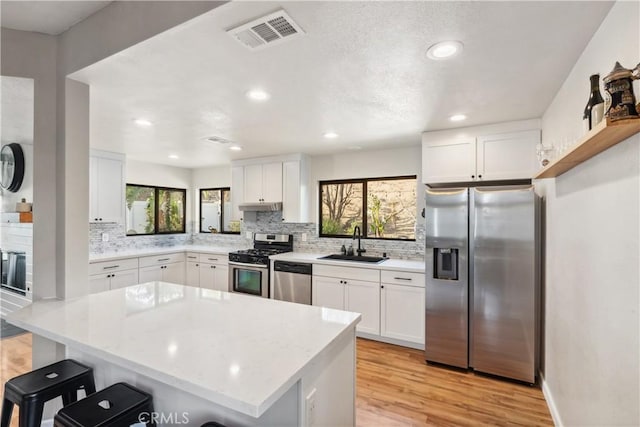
352,226 -> 366,256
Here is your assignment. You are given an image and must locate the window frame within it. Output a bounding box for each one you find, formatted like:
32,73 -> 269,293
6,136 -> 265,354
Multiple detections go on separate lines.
318,175 -> 417,241
199,187 -> 239,235
126,183 -> 187,236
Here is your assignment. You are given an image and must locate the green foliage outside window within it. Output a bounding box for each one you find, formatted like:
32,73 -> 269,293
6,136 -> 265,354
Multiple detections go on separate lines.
320,176 -> 416,240
126,184 -> 185,235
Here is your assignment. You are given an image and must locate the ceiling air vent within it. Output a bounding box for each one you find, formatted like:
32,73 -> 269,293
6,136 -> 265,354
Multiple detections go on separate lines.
205,136 -> 232,145
227,10 -> 305,50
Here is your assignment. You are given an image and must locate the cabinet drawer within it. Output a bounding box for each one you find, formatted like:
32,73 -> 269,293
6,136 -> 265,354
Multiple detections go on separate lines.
313,264 -> 380,282
89,257 -> 139,275
139,252 -> 185,267
380,271 -> 425,288
198,253 -> 229,265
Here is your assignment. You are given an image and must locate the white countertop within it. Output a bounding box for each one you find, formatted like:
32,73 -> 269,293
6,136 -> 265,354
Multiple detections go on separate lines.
7,283 -> 360,417
91,246 -> 424,273
269,252 -> 425,273
89,245 -> 244,263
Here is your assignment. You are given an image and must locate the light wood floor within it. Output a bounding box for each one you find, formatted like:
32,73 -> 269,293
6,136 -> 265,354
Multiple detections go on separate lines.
0,334 -> 552,426
0,333 -> 31,426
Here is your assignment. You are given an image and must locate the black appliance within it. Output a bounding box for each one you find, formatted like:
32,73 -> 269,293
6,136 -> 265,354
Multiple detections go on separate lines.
1,249 -> 27,296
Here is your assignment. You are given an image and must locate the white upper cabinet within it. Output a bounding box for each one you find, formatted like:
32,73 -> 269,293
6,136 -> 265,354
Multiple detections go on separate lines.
422,120 -> 541,184
282,158 -> 310,223
230,166 -> 244,221
422,137 -> 476,183
232,154 -> 310,222
476,130 -> 540,181
243,162 -> 282,203
89,150 -> 125,223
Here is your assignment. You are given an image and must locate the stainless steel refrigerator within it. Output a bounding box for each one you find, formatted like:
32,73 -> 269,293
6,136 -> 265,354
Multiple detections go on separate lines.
424,185 -> 540,383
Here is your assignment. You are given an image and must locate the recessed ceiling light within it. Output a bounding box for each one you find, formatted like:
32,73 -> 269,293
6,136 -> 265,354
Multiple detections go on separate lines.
168,154 -> 179,159
323,132 -> 339,139
426,41 -> 463,60
229,145 -> 243,151
246,89 -> 270,101
449,114 -> 467,122
134,118 -> 153,127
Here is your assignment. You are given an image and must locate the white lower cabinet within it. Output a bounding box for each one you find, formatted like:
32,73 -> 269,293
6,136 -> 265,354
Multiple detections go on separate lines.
138,262 -> 185,284
109,269 -> 140,290
380,271 -> 425,345
199,263 -> 229,291
186,261 -> 200,287
312,265 -> 381,335
138,253 -> 186,284
381,283 -> 425,344
184,253 -> 229,291
313,265 -> 424,346
89,257 -> 139,294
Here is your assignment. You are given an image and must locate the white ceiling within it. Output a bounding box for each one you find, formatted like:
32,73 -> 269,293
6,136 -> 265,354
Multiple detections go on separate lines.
1,1 -> 111,35
1,76 -> 34,144
69,1 -> 613,169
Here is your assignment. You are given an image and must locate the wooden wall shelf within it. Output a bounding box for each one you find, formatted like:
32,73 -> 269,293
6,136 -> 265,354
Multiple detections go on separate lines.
535,117 -> 640,179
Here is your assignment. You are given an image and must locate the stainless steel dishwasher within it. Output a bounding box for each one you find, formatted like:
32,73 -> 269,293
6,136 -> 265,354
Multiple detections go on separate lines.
273,261 -> 312,305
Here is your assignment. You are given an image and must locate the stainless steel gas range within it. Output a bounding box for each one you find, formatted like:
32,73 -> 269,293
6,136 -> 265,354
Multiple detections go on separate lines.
228,233 -> 293,298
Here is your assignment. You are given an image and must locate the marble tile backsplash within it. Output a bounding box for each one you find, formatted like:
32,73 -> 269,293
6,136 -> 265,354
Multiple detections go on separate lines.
89,222 -> 191,254
90,211 -> 425,260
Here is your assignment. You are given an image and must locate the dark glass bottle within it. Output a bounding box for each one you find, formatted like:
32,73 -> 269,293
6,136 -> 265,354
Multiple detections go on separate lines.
583,74 -> 605,131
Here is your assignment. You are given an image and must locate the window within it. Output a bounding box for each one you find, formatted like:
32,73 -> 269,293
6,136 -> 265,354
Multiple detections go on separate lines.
126,184 -> 186,235
199,188 -> 240,234
320,176 -> 417,240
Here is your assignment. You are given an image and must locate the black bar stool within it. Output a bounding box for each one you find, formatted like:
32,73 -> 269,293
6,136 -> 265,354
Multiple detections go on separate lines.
54,382 -> 155,427
1,359 -> 96,427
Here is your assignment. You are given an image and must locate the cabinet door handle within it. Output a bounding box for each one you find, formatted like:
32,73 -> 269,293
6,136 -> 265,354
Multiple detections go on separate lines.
478,174 -> 482,179
471,175 -> 475,179
158,258 -> 170,262
103,265 -> 119,270
195,264 -> 199,267
188,256 -> 197,259
207,258 -> 218,261
211,265 -> 216,269
394,277 -> 412,281
381,285 -> 384,289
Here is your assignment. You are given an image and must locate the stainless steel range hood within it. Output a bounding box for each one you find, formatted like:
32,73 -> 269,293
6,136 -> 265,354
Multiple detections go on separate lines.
238,202 -> 283,212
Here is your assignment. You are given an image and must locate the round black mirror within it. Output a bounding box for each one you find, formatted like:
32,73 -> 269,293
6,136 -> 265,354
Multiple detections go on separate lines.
0,143 -> 25,192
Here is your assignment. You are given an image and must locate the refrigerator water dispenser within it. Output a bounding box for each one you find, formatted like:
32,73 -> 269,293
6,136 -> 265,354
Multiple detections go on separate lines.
434,248 -> 458,280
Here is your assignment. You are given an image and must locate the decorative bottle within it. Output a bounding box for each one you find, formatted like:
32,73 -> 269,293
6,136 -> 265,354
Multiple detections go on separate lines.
583,74 -> 605,132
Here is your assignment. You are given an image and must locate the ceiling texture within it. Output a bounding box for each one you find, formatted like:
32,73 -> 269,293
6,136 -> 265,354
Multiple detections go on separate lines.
68,1 -> 613,168
1,1 -> 111,35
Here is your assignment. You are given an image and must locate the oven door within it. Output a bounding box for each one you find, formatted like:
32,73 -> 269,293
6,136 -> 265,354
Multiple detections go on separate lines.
228,262 -> 269,298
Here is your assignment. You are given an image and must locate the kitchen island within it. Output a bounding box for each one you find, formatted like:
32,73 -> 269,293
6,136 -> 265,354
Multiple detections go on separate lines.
7,282 -> 360,426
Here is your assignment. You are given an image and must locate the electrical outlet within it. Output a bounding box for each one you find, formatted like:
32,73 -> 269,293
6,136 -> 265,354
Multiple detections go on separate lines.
246,231 -> 253,239
305,388 -> 317,426
101,232 -> 109,242
301,233 -> 308,242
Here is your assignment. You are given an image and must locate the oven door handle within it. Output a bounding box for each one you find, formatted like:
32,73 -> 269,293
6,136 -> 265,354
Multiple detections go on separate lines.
229,261 -> 269,269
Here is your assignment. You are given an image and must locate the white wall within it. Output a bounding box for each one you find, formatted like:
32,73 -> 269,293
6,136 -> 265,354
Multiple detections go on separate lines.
192,165 -> 231,189
537,2 -> 639,426
310,145 -> 423,219
1,28 -> 58,303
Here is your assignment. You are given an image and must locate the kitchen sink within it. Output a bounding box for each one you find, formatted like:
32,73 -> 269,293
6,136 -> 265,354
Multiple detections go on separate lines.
318,254 -> 387,263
